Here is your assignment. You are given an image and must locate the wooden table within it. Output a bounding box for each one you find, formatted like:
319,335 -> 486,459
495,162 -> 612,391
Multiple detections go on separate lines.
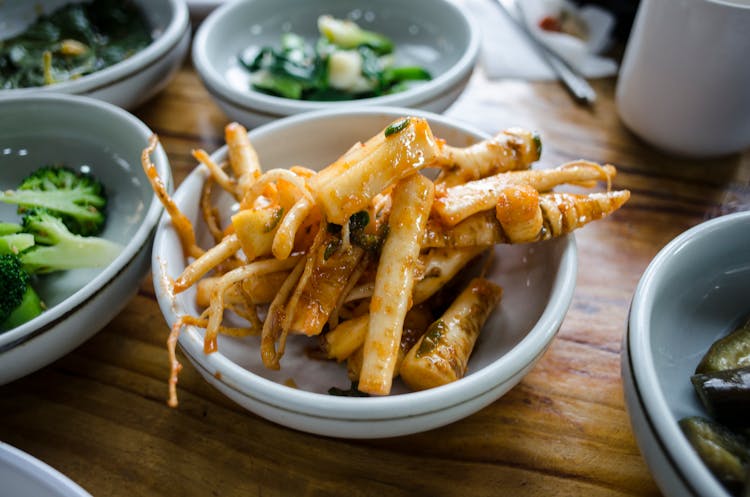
2,61 -> 749,497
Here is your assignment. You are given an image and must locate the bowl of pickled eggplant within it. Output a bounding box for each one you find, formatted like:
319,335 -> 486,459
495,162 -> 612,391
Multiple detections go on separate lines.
191,0 -> 479,127
624,210 -> 750,497
0,0 -> 190,109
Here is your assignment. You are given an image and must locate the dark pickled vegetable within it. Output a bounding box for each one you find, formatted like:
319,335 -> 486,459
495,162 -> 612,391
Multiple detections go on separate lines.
0,0 -> 152,89
680,416 -> 750,494
696,320 -> 750,374
692,366 -> 750,428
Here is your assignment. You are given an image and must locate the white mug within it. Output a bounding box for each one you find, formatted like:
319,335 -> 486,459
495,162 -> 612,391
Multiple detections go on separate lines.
615,0 -> 750,157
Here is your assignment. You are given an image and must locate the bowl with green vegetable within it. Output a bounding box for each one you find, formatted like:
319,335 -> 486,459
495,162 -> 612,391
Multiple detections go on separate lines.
624,210 -> 750,497
192,0 -> 479,127
0,0 -> 190,110
0,93 -> 171,384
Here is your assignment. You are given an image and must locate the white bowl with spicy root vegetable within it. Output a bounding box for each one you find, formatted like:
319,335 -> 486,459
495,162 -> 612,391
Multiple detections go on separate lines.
192,0 -> 479,128
152,107 -> 578,438
0,93 -> 171,384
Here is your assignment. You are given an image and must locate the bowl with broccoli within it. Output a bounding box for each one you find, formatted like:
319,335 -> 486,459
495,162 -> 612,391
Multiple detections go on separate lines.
192,0 -> 479,127
0,93 -> 171,384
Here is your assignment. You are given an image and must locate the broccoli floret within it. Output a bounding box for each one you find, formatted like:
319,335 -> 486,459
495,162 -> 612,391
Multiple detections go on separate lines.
0,222 -> 35,256
20,210 -> 122,274
0,253 -> 43,331
317,15 -> 394,55
1,165 -> 108,236
0,222 -> 23,236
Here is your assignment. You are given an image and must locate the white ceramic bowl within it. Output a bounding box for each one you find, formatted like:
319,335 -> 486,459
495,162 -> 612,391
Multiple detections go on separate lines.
0,93 -> 171,384
623,210 -> 750,497
0,443 -> 92,497
0,0 -> 190,110
152,107 -> 577,438
192,0 -> 479,128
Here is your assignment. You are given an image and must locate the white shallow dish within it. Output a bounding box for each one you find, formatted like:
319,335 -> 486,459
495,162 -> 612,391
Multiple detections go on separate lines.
152,107 -> 577,438
0,0 -> 190,110
192,0 -> 479,127
623,210 -> 750,497
0,93 -> 171,385
0,443 -> 92,497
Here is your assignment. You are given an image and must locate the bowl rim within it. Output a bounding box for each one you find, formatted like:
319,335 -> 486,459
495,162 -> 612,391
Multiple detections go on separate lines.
0,442 -> 92,497
0,93 -> 171,352
191,0 -> 480,116
0,0 -> 189,95
627,210 -> 750,497
152,105 -> 578,420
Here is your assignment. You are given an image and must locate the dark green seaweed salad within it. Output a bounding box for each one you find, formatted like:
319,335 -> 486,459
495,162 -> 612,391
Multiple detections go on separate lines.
680,317 -> 750,496
0,0 -> 153,89
239,15 -> 431,101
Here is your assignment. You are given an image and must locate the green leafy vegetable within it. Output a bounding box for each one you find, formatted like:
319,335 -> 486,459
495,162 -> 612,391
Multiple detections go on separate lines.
328,381 -> 369,397
0,0 -> 152,89
384,118 -> 410,137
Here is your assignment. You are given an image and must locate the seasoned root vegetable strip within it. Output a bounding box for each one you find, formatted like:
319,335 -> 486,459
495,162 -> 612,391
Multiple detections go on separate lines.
173,234 -> 242,293
142,135 -> 203,259
433,161 -> 616,226
310,117 -> 439,224
196,271 -> 289,307
242,169 -> 312,210
359,173 -> 434,395
272,196 -> 313,259
225,122 -> 261,197
323,314 -> 369,361
240,271 -> 290,305
435,128 -> 541,187
539,191 -> 630,238
196,278 -> 245,308
192,149 -> 237,198
495,183 -> 544,243
422,211 -> 505,249
261,258 -> 307,369
285,232 -> 365,336
413,246 -> 487,304
346,307 -> 433,380
424,190 -> 630,248
340,247 -> 485,306
400,278 -> 503,390
200,176 -> 224,244
329,247 -> 482,358
205,256 -> 301,354
232,205 -> 284,262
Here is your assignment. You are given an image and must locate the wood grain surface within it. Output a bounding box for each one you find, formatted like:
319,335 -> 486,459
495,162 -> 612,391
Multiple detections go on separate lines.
1,58 -> 749,497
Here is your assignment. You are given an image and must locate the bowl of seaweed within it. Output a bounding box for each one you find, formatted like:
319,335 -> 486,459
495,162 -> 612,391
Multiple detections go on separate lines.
0,0 -> 190,109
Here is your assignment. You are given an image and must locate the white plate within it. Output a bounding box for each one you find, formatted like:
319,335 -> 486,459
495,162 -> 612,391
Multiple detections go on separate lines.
0,443 -> 91,497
